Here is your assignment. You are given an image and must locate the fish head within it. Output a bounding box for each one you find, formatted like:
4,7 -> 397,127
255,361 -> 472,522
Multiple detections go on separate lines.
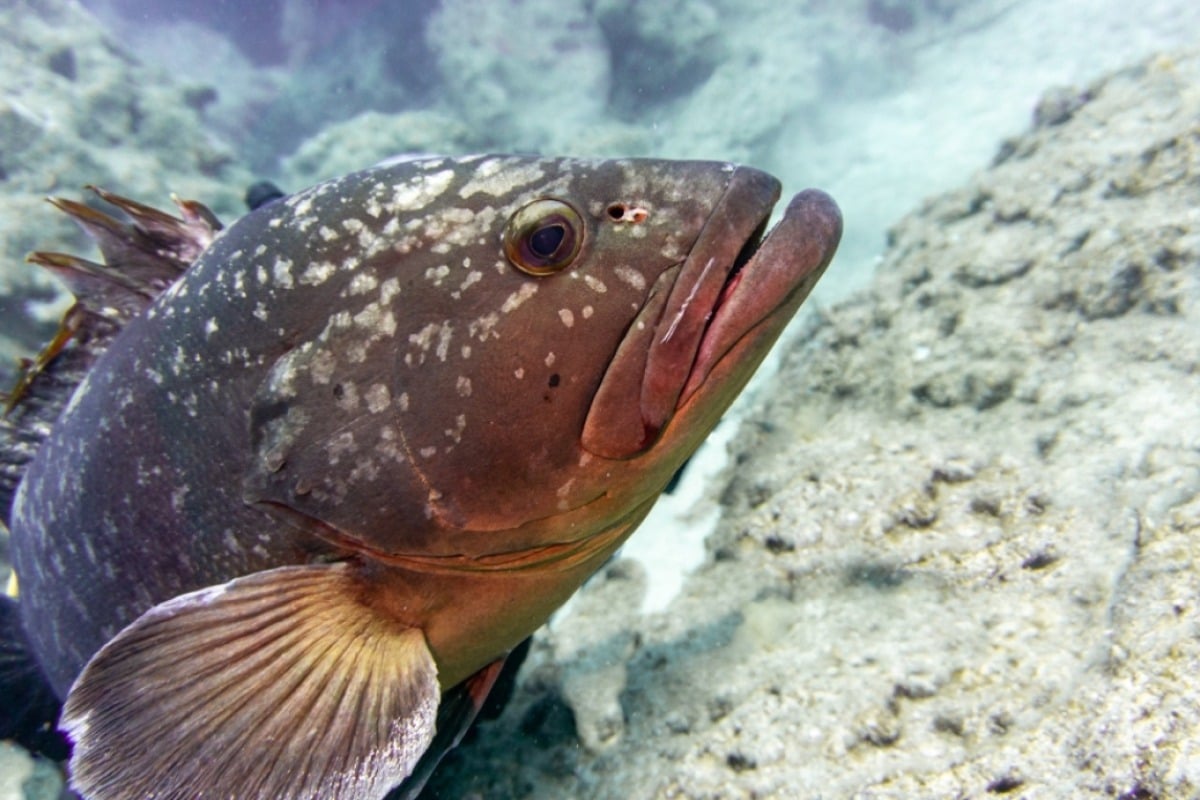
243,156 -> 841,562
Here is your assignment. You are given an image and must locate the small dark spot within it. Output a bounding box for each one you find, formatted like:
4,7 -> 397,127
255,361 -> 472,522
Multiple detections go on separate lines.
707,695 -> 733,722
988,711 -> 1014,734
1118,783 -> 1158,800
987,774 -> 1025,793
518,694 -> 575,741
867,0 -> 915,32
893,680 -> 935,700
127,98 -> 144,134
548,373 -> 560,388
1021,549 -> 1059,570
763,534 -> 794,554
992,137 -> 1019,166
933,714 -> 964,736
969,495 -> 1002,517
332,383 -> 345,399
245,180 -> 287,211
47,47 -> 77,81
183,85 -> 219,114
846,562 -> 909,590
606,203 -> 626,220
725,752 -> 756,772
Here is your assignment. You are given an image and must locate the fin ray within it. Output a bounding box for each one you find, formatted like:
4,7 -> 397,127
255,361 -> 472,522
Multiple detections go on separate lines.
62,563 -> 439,800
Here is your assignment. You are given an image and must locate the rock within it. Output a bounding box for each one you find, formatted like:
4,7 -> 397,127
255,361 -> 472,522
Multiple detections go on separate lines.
0,0 -> 253,382
424,47 -> 1200,799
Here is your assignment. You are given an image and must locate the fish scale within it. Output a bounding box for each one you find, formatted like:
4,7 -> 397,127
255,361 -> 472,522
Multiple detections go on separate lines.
0,155 -> 841,800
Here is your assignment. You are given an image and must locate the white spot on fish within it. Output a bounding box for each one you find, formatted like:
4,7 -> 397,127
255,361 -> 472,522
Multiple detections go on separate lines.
273,257 -> 294,289
502,283 -> 538,313
327,431 -> 357,463
583,275 -> 607,293
309,350 -> 336,385
319,225 -> 338,242
614,266 -> 646,292
336,382 -> 359,412
469,312 -> 500,341
558,309 -> 574,328
204,318 -> 219,338
435,324 -> 453,361
300,261 -> 336,286
456,376 -> 472,397
459,271 -> 483,293
380,277 -> 401,305
365,383 -> 391,413
288,193 -> 314,216
444,414 -> 467,444
426,265 -> 451,286
582,305 -> 594,319
514,367 -> 525,379
459,159 -> 545,199
387,169 -> 455,212
349,273 -> 379,295
545,352 -> 556,367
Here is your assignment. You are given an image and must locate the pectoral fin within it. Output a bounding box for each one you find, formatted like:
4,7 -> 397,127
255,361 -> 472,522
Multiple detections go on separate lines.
61,563 -> 439,800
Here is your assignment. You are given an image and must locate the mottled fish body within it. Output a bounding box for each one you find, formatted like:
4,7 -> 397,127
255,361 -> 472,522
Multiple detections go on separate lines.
4,155 -> 841,799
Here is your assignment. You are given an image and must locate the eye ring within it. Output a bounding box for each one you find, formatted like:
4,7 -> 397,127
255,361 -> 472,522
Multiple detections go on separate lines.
503,199 -> 584,276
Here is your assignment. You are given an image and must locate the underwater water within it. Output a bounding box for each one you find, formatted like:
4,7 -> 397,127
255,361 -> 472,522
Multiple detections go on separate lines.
1,1 -> 1199,798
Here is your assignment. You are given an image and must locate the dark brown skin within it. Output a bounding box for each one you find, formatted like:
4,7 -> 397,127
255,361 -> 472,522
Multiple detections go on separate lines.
8,156 -> 841,799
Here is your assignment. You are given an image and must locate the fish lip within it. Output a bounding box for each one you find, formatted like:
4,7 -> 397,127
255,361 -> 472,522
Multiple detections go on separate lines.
677,188 -> 842,406
580,171 -> 840,462
634,166 -> 782,443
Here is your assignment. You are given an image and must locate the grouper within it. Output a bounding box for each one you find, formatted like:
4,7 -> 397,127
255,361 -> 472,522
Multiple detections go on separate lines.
0,155 -> 841,799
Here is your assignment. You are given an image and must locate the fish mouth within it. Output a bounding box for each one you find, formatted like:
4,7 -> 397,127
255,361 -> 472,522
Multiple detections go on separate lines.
582,167 -> 842,459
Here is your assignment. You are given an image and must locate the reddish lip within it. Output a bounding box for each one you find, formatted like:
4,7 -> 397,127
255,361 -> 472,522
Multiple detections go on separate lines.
680,188 -> 842,404
582,167 -> 842,460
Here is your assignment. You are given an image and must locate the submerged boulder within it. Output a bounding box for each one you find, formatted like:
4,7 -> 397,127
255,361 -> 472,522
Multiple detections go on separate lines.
426,48 -> 1200,800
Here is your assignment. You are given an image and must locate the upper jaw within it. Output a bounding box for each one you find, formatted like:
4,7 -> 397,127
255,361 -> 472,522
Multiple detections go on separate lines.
581,166 -> 782,460
680,188 -> 842,405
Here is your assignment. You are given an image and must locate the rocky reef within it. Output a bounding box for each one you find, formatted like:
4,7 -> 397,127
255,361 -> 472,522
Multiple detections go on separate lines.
425,49 -> 1200,799
0,0 -> 252,383
2,2 -> 1199,798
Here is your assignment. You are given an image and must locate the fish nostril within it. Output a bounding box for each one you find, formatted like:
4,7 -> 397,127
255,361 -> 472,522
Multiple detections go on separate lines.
606,203 -> 649,224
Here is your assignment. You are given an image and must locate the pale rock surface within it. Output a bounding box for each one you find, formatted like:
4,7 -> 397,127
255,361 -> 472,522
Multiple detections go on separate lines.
427,48 -> 1200,800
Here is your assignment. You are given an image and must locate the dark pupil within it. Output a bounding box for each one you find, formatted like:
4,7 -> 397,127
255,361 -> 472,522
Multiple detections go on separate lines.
529,223 -> 566,259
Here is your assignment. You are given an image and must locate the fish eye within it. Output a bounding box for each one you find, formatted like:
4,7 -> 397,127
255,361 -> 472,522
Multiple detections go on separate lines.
503,199 -> 584,276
